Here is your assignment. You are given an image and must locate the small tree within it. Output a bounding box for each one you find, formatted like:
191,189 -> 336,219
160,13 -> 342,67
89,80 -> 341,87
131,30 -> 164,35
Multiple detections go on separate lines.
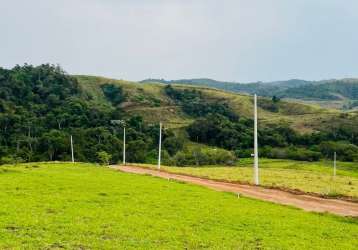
97,151 -> 112,166
272,95 -> 281,103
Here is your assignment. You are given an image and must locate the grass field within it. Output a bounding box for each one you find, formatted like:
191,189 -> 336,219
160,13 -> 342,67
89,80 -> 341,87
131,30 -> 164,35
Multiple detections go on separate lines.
0,162 -> 357,249
135,158 -> 358,199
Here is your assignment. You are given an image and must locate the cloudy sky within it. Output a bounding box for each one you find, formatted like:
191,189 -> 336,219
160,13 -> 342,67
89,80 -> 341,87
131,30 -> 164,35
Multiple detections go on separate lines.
1,0 -> 357,82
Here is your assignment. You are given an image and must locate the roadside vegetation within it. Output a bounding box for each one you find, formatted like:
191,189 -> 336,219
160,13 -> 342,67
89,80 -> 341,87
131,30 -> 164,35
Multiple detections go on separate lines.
0,163 -> 357,249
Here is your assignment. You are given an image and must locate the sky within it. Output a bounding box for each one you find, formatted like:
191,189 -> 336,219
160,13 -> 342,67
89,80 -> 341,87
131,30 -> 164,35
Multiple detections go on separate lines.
1,0 -> 357,82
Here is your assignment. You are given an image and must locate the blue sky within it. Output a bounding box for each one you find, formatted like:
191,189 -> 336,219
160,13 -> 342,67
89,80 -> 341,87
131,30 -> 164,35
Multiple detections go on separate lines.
1,0 -> 357,82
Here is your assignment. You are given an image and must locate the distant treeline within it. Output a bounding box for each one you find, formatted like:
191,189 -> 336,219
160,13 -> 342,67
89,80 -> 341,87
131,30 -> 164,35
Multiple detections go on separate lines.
143,78 -> 358,102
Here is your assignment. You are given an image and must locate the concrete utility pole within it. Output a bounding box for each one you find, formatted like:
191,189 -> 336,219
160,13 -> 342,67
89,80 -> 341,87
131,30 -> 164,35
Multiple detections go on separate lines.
111,120 -> 126,165
333,152 -> 337,177
158,122 -> 162,170
70,135 -> 74,163
254,94 -> 259,185
123,126 -> 126,165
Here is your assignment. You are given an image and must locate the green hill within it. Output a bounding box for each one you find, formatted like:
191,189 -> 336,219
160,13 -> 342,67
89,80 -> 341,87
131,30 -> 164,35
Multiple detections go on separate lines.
1,64 -> 358,166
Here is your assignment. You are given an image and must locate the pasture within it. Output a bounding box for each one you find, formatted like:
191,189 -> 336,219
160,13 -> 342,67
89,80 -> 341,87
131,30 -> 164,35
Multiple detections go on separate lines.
0,162 -> 357,249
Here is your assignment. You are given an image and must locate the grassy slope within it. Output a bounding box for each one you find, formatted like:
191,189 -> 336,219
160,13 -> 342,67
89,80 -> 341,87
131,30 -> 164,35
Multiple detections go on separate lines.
135,159 -> 358,198
76,75 -> 192,128
76,75 -> 349,133
0,163 -> 357,249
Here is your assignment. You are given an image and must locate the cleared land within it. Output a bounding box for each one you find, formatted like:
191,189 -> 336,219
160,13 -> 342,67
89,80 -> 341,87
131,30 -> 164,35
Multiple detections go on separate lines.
132,158 -> 358,199
0,163 -> 357,249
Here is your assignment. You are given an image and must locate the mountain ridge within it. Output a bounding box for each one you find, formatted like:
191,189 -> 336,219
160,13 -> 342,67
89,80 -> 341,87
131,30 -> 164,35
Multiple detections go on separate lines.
140,77 -> 358,108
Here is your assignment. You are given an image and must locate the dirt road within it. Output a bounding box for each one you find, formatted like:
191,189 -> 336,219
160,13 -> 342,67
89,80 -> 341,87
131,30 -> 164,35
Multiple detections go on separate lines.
114,165 -> 358,217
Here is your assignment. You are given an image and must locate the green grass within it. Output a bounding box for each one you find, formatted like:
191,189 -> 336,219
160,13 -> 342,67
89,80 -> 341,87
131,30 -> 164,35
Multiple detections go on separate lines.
136,158 -> 358,198
0,162 -> 357,249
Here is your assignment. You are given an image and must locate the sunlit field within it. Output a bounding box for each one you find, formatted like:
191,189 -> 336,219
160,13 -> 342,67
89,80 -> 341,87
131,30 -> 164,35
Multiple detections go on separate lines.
134,158 -> 358,199
0,162 -> 357,249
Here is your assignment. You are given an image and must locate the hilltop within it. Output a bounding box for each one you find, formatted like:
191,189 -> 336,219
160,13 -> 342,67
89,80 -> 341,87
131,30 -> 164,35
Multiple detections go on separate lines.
141,78 -> 358,109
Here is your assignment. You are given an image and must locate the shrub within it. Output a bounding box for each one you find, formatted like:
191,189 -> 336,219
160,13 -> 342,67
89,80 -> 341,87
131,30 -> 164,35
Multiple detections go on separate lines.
163,137 -> 184,156
0,156 -> 16,165
319,141 -> 358,161
172,148 -> 236,167
0,155 -> 24,165
173,151 -> 196,167
261,146 -> 321,162
235,149 -> 253,158
97,151 -> 112,165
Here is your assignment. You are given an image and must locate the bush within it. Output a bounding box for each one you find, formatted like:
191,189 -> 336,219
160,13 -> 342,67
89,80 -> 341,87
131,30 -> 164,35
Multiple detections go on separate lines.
163,137 -> 184,156
235,149 -> 253,158
318,141 -> 358,161
0,156 -> 16,165
145,149 -> 171,165
0,155 -> 24,165
172,148 -> 236,167
287,148 -> 321,161
261,146 -> 321,162
172,151 -> 194,167
97,151 -> 112,165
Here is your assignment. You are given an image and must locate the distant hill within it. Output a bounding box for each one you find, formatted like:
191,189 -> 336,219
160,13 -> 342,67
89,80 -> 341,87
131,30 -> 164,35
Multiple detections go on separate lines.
141,78 -> 358,108
140,78 -> 312,96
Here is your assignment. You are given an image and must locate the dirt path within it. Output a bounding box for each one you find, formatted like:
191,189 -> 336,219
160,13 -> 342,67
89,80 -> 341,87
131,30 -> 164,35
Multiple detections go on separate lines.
114,165 -> 358,217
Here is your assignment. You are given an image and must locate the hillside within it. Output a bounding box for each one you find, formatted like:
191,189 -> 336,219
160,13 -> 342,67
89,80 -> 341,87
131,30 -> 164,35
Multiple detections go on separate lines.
141,78 -> 358,109
77,75 -> 355,135
78,76 -> 324,127
77,75 -> 358,163
1,64 -> 358,166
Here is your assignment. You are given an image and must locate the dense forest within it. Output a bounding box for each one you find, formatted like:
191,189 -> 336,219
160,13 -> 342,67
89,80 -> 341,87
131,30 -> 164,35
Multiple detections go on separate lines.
1,64 -> 358,166
0,65 -> 181,165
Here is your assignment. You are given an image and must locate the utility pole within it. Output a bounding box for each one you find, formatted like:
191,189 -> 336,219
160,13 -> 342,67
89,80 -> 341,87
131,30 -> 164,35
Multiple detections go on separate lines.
123,126 -> 126,165
111,120 -> 126,165
70,135 -> 74,163
158,122 -> 162,170
333,152 -> 337,177
254,94 -> 259,185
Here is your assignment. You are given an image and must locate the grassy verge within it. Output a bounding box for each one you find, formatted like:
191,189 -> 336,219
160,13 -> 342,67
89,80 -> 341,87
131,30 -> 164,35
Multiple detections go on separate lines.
133,158 -> 358,199
0,162 -> 357,249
